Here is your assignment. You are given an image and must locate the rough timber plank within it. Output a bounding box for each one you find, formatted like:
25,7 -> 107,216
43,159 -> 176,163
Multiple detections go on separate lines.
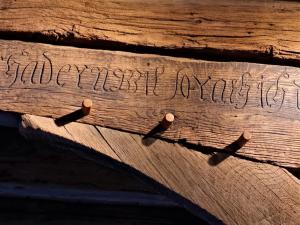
0,0 -> 299,64
1,40 -> 300,167
19,115 -> 300,225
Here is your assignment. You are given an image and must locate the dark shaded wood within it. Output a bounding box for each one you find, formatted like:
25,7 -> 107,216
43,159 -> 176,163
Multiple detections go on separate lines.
20,114 -> 300,225
0,124 -> 207,224
1,40 -> 300,167
0,0 -> 299,65
0,194 -> 202,225
0,126 -> 154,193
0,111 -> 19,127
0,183 -> 176,207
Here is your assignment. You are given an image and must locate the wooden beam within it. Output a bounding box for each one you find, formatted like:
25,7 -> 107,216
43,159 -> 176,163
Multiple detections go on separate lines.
1,40 -> 300,167
19,115 -> 300,225
0,0 -> 299,64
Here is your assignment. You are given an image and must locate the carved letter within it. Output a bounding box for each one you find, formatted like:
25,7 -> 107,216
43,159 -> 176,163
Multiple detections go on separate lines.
56,64 -> 71,87
40,52 -> 53,84
264,72 -> 289,113
181,75 -> 190,98
152,66 -> 164,96
93,66 -> 109,91
20,61 -> 37,84
193,75 -> 212,101
230,72 -> 252,109
5,55 -> 20,87
75,65 -> 87,89
170,68 -> 192,99
212,79 -> 227,103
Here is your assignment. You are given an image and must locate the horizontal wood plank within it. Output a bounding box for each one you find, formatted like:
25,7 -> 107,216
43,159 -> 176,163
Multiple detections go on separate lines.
19,115 -> 300,225
0,0 -> 299,64
1,40 -> 300,167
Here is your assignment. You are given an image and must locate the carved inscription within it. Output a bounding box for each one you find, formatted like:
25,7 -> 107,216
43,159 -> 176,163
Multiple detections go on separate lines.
0,50 -> 299,114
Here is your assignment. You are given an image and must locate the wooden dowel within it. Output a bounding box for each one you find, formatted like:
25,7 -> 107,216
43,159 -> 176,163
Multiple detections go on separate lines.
161,113 -> 174,129
82,99 -> 93,116
237,131 -> 252,148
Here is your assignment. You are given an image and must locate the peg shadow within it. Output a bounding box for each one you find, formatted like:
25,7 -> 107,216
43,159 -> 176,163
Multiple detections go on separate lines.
142,122 -> 167,146
178,134 -> 247,166
208,135 -> 247,166
55,109 -> 85,126
142,122 -> 247,166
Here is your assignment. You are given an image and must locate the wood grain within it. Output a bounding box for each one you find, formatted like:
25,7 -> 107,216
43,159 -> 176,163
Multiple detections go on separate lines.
0,0 -> 299,64
1,40 -> 300,167
19,114 -> 300,225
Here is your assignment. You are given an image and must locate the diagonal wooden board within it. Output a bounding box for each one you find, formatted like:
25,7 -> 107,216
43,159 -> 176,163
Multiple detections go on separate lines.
1,40 -> 300,168
19,114 -> 300,225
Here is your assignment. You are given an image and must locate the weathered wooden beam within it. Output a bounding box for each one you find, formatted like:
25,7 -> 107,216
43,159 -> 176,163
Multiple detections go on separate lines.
19,115 -> 300,225
1,40 -> 300,167
0,0 -> 299,64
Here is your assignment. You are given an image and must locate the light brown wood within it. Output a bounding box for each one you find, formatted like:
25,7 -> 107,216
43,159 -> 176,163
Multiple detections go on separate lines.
0,0 -> 299,65
1,40 -> 300,168
161,113 -> 174,129
19,114 -> 300,225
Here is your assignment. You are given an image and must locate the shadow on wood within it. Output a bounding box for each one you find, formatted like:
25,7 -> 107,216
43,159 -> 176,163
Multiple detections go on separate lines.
209,132 -> 251,166
55,109 -> 85,126
178,134 -> 254,166
19,124 -> 224,225
19,114 -> 300,225
142,123 -> 166,146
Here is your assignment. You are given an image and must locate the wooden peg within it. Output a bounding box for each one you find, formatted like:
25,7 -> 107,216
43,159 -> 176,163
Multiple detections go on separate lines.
237,131 -> 252,148
161,113 -> 174,129
82,99 -> 92,115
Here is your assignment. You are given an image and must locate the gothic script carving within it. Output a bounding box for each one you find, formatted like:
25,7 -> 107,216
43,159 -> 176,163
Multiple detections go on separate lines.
1,49 -> 299,115
1,41 -> 300,168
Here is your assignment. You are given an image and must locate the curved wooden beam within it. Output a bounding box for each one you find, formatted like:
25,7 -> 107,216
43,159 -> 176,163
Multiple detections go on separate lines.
20,114 -> 300,225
